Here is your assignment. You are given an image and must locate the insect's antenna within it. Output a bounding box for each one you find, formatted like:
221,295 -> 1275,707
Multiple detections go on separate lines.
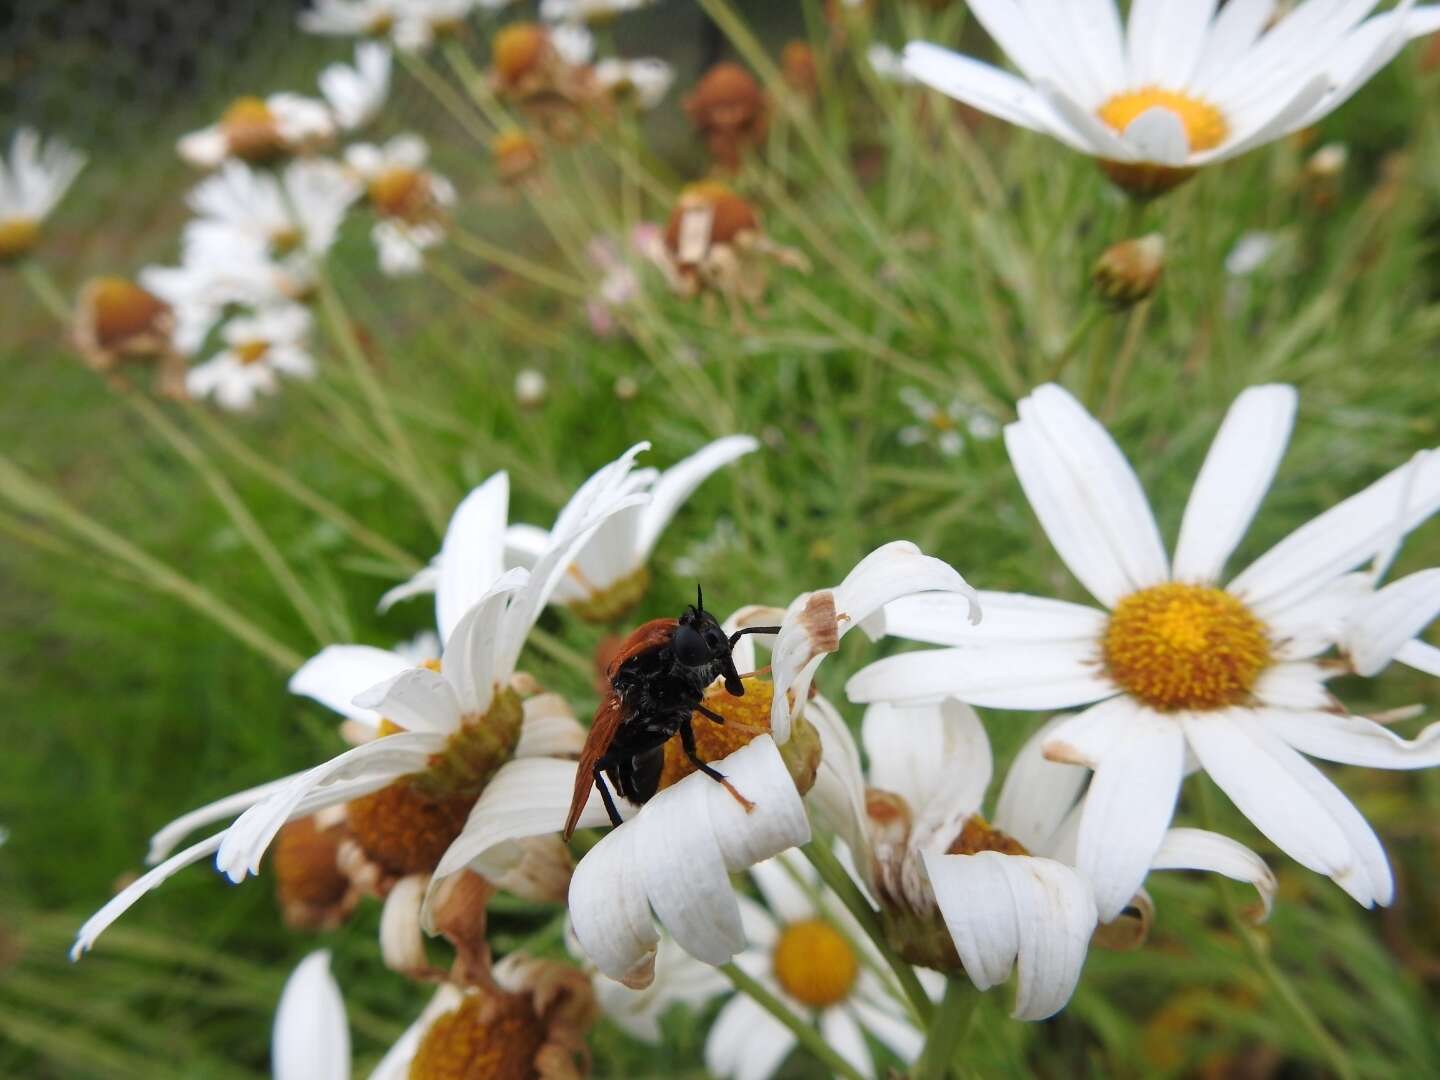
696,584 -> 704,613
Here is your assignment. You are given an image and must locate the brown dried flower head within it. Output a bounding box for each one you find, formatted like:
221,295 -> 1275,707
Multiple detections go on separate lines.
72,276 -> 187,398
684,62 -> 769,170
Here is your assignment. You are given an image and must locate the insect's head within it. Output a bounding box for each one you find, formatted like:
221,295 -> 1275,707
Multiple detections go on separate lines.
675,585 -> 744,694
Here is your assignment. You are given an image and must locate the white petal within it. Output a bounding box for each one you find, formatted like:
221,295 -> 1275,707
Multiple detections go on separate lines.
1182,710 -> 1391,905
924,851 -> 1097,1020
802,695 -> 871,877
146,773 -> 302,864
570,814 -> 664,986
705,993 -> 795,1080
1397,639 -> 1440,677
1344,568 -> 1440,676
1190,0 -> 1278,96
1265,572 -> 1373,660
1263,709 -> 1440,771
439,566 -> 530,717
1117,106 -> 1190,166
1073,707 -> 1185,921
377,561 -> 439,613
847,995 -> 923,1064
993,716 -> 1089,853
435,472 -> 510,644
72,833 -> 225,959
900,43 -> 1061,135
289,644 -> 412,725
1151,827 -> 1276,921
380,875 -> 428,974
846,641 -> 1115,711
821,1008 -> 873,1079
876,589 -> 1106,646
1252,661 -> 1334,710
1200,75 -> 1333,165
635,435 -> 758,558
273,951 -> 349,1080
1173,385 -> 1297,583
352,666 -> 461,735
514,693 -> 586,759
1228,450 -> 1440,616
750,852 -> 818,926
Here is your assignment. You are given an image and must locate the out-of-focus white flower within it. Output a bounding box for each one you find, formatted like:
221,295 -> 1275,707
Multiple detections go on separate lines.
594,58 -> 675,109
897,387 -> 1000,457
186,304 -> 317,412
867,44 -> 915,85
540,0 -> 654,23
514,368 -> 548,408
187,159 -> 359,261
178,93 -> 335,169
345,134 -> 456,276
272,951 -> 349,1080
902,0 -> 1440,196
300,0 -> 402,37
1225,230 -> 1278,276
319,42 -> 393,130
0,129 -> 86,261
549,21 -> 595,65
578,930 -> 727,1043
392,0 -> 476,52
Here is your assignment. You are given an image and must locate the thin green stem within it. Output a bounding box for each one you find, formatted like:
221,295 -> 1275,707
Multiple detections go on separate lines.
1044,305 -> 1106,383
914,979 -> 980,1080
1197,781 -> 1357,1080
447,226 -> 591,298
425,257 -> 572,348
401,49 -> 496,148
802,838 -> 935,1026
1100,299 -> 1152,421
718,963 -> 866,1080
19,259 -> 71,322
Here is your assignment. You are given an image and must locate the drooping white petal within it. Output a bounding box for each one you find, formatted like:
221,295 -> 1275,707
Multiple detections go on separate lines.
1182,710 -> 1391,906
380,875 -> 428,975
569,812 -> 664,987
993,716 -> 1089,854
802,695 -> 870,875
435,472 -> 510,644
924,851 -> 1097,1020
1072,707 -> 1186,922
377,560 -> 438,613
1117,106 -> 1190,166
352,666 -> 461,736
146,772 -> 303,864
1265,572 -> 1373,660
1151,827 -> 1276,921
272,951 -> 349,1080
289,644 -> 412,725
846,640 -> 1115,711
1262,709 -> 1440,771
1343,569 -> 1440,676
634,435 -> 758,558
1173,385 -> 1296,583
876,589 -> 1106,646
439,566 -> 530,717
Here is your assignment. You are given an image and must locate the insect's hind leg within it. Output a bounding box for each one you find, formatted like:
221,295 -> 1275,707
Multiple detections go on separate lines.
678,716 -> 755,813
590,756 -> 627,828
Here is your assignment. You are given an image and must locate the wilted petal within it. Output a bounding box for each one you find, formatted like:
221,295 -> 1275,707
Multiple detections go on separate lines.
1151,827 -> 1276,922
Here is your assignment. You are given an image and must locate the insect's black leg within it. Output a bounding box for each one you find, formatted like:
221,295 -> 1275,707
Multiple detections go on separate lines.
696,703 -> 726,725
591,761 -> 625,828
729,625 -> 783,647
679,715 -> 756,812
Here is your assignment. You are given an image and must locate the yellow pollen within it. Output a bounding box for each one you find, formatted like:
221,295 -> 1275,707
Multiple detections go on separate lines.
234,340 -> 270,365
773,919 -> 858,1008
368,167 -> 433,222
408,991 -> 546,1080
220,96 -> 284,162
346,778 -> 476,877
657,676 -> 773,791
0,217 -> 40,261
1102,583 -> 1270,712
946,814 -> 1028,856
1096,88 -> 1227,153
86,277 -> 168,347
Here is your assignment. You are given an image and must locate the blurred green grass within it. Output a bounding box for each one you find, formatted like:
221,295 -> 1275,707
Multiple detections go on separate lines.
4,5 -> 1440,1078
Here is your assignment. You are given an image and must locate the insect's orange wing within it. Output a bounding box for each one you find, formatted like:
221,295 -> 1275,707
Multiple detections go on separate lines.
564,693 -> 626,841
605,618 -> 678,678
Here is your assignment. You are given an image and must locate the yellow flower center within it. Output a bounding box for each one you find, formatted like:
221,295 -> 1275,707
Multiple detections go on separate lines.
234,340 -> 270,365
493,23 -> 547,86
273,816 -> 351,927
946,814 -> 1028,856
270,225 -> 303,256
567,564 -> 650,624
368,167 -> 433,222
1096,88 -> 1227,154
773,919 -> 858,1008
408,991 -> 546,1080
346,779 -> 477,877
0,217 -> 40,261
220,96 -> 284,163
85,277 -> 169,348
1102,583 -> 1270,712
366,13 -> 395,36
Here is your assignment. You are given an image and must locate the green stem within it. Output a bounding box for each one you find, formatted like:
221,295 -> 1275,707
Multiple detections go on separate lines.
425,256 -> 572,348
802,838 -> 935,1026
447,226 -> 591,298
1044,305 -> 1105,383
719,963 -> 867,1080
1197,782 -> 1357,1080
1100,299 -> 1152,421
914,979 -> 979,1080
400,50 -> 496,148
0,453 -> 302,672
19,259 -> 71,322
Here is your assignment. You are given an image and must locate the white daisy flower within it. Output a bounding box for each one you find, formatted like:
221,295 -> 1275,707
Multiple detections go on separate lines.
345,134 -> 456,276
272,951 -> 349,1080
391,0 -> 475,52
848,383 -> 1440,921
902,0 -> 1440,195
594,57 -> 676,109
706,852 -> 926,1080
578,931 -> 728,1043
0,128 -> 85,261
867,44 -> 916,86
70,448 -> 649,959
300,0 -> 402,38
548,21 -> 596,66
540,0 -> 654,23
896,387 -> 999,457
187,159 -> 359,261
808,698 -> 1274,1020
1225,230 -> 1279,277
178,93 -> 335,169
185,303 -> 317,412
319,42 -> 393,130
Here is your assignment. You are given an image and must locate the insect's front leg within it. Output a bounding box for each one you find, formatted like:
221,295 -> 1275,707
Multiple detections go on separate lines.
590,753 -> 627,828
678,715 -> 755,813
696,703 -> 726,725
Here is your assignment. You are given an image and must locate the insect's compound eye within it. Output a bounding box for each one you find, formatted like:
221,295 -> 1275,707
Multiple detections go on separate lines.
672,624 -> 710,667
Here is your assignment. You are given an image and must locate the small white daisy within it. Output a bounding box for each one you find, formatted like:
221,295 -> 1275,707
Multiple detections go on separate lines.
849,383 -> 1440,920
577,931 -> 728,1043
0,128 -> 85,261
897,387 -> 999,457
185,303 -> 317,412
540,0 -> 654,23
594,57 -> 676,109
902,0 -> 1440,195
300,0 -> 402,38
319,42 -> 393,130
391,0 -> 475,52
186,159 -> 359,261
345,134 -> 456,276
178,93 -> 335,169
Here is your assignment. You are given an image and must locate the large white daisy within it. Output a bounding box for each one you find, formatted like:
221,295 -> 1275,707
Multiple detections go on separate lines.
902,0 -> 1440,195
0,128 -> 85,261
849,383 -> 1440,922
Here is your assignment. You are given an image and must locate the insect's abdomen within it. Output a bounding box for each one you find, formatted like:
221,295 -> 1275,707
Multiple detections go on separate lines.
608,745 -> 665,806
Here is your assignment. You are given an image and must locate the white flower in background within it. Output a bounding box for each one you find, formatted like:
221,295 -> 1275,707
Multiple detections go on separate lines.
897,387 -> 1000,457
768,541 -> 979,745
319,42 -> 393,130
71,448 -> 650,959
272,951 -> 349,1080
549,21 -> 596,66
0,129 -> 85,261
594,58 -> 676,109
300,0 -> 402,38
178,93 -> 335,169
849,383 -> 1440,919
514,368 -> 548,408
1225,230 -> 1279,277
585,225 -> 655,337
187,159 -> 359,261
185,304 -> 317,412
393,0 -> 476,52
577,932 -> 727,1043
540,0 -> 654,23
902,0 -> 1440,195
345,135 -> 456,276
866,44 -> 916,86
707,852 -> 927,1080
808,698 -> 1274,1020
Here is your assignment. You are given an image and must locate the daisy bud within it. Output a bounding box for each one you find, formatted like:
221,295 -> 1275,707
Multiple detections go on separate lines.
514,368 -> 548,409
1092,234 -> 1165,308
0,219 -> 40,262
683,62 -> 768,171
781,41 -> 818,98
1305,142 -> 1348,210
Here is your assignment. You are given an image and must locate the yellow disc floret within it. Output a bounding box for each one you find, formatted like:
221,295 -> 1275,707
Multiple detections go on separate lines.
1102,583 -> 1270,712
946,814 -> 1028,857
0,218 -> 41,261
773,919 -> 858,1008
368,167 -> 433,222
220,96 -> 284,162
408,991 -> 546,1080
346,779 -> 475,877
1097,88 -> 1227,154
